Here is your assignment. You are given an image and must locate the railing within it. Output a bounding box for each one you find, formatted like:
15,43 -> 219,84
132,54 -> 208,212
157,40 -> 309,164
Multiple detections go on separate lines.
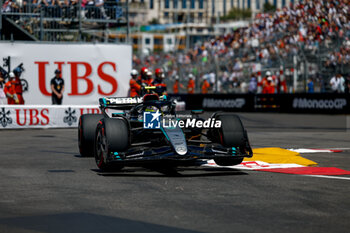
1,2 -> 128,42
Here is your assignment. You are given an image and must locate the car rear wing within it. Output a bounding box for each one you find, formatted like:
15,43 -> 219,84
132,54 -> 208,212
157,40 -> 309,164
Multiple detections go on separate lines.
99,97 -> 143,110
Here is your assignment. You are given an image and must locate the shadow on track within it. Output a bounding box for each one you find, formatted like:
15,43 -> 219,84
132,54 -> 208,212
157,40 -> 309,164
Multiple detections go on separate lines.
74,154 -> 90,158
92,166 -> 248,178
0,212 -> 204,233
33,135 -> 57,138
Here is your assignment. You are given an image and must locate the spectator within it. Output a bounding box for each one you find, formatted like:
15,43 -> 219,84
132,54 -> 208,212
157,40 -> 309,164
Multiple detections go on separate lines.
330,74 -> 345,93
4,72 -> 18,105
144,70 -> 153,86
42,0 -> 56,17
95,0 -> 108,19
2,0 -> 18,13
307,78 -> 314,93
0,73 -> 6,105
265,77 -> 276,94
173,76 -> 184,94
248,74 -> 257,94
201,77 -> 210,94
129,69 -> 140,97
231,77 -> 240,93
152,68 -> 167,96
187,74 -> 195,94
57,0 -> 69,17
260,71 -> 271,94
13,67 -> 24,104
345,76 -> 350,93
51,69 -> 65,105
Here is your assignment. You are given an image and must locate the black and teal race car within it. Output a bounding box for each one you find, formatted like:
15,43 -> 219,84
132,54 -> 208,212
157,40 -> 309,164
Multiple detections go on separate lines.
78,92 -> 253,171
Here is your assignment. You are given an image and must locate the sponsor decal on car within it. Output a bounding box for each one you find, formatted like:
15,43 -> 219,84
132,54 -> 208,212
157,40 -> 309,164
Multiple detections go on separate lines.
105,97 -> 143,105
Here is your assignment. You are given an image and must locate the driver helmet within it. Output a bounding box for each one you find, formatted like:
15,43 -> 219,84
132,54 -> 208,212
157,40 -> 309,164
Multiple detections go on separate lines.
144,106 -> 158,113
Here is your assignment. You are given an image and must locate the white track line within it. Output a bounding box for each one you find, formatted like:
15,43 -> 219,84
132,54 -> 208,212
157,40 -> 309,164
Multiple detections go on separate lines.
303,175 -> 350,180
288,149 -> 345,153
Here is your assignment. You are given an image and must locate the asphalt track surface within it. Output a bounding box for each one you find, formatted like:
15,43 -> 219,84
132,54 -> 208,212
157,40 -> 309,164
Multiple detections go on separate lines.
0,113 -> 349,233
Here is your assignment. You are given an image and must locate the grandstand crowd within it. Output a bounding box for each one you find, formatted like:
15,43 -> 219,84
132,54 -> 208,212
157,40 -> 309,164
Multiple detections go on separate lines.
134,0 -> 350,94
2,0 -> 350,94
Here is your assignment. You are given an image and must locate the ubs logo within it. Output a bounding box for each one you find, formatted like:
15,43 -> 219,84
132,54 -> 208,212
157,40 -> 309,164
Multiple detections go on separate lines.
0,107 -> 12,128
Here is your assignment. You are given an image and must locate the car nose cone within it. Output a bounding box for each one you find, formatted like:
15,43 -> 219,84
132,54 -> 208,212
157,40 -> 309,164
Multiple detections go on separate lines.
175,145 -> 187,155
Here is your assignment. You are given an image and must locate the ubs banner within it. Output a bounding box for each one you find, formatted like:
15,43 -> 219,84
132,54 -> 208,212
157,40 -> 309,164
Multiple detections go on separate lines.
0,105 -> 100,129
0,42 -> 132,105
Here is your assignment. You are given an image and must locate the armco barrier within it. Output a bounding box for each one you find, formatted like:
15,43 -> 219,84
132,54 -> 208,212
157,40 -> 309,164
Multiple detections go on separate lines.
0,94 -> 348,129
0,105 -> 101,129
168,93 -> 350,114
0,102 -> 186,129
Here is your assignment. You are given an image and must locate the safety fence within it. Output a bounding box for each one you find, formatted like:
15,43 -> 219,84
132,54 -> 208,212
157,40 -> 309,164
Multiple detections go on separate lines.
0,94 -> 348,129
169,93 -> 350,114
0,101 -> 186,129
1,2 -> 128,42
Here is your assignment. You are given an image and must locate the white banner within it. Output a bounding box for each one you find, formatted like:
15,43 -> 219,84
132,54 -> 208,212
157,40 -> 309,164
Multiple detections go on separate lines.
0,103 -> 186,129
0,105 -> 101,129
0,42 -> 132,105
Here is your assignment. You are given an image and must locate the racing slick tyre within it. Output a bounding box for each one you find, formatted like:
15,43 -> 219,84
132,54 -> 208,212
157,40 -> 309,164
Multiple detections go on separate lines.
78,114 -> 103,157
94,118 -> 129,171
211,113 -> 246,166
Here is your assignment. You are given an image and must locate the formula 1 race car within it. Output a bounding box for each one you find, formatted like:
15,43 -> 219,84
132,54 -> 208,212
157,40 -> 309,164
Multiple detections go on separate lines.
78,90 -> 253,171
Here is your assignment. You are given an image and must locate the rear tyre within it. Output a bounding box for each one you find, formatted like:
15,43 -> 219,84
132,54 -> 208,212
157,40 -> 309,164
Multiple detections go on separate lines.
78,114 -> 103,157
94,118 -> 129,171
212,113 -> 246,166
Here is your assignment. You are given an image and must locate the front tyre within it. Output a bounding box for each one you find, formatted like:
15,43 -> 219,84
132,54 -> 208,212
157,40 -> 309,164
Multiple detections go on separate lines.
78,114 -> 103,157
94,118 -> 129,171
211,113 -> 249,166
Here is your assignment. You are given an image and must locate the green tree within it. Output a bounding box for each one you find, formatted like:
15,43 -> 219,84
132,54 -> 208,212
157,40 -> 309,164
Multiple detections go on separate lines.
220,8 -> 252,21
148,18 -> 160,25
263,2 -> 276,13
